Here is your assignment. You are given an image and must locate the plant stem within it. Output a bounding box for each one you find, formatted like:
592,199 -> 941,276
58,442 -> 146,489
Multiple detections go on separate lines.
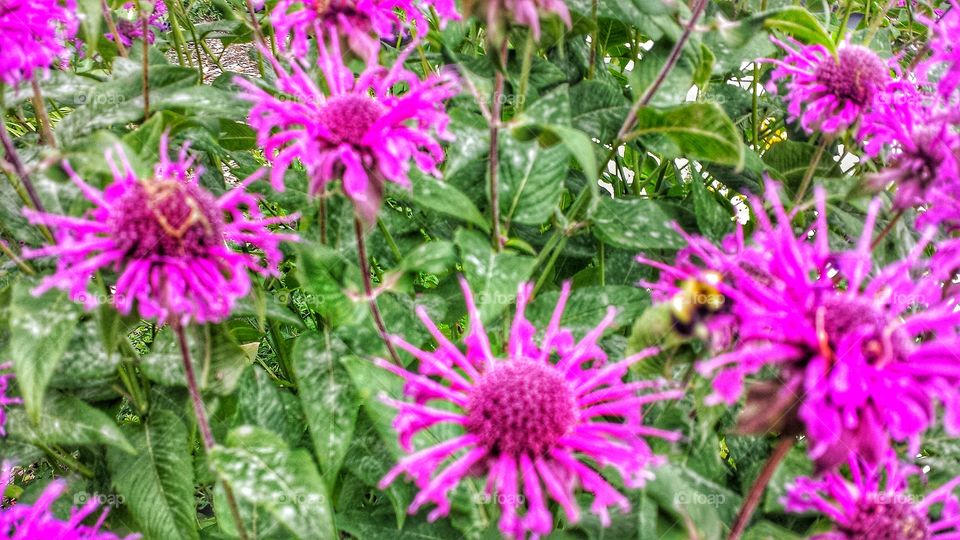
0,123 -> 45,214
793,138 -> 827,206
864,0 -> 896,46
0,239 -> 34,274
102,0 -> 129,57
172,323 -> 250,540
617,0 -> 708,141
30,80 -> 55,147
870,208 -> 905,250
517,33 -> 534,114
588,0 -> 599,78
318,195 -> 327,245
488,39 -> 508,250
354,216 -> 402,365
727,437 -> 794,540
377,218 -> 402,262
140,6 -> 150,119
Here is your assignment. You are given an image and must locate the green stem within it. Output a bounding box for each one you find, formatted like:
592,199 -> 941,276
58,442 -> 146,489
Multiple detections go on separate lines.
377,218 -> 402,262
793,138 -> 828,206
517,32 -> 535,114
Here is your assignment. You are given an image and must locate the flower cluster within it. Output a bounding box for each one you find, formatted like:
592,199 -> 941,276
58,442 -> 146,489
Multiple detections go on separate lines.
784,453 -> 960,539
240,39 -> 457,222
0,463 -> 138,539
638,181 -> 960,473
22,136 -> 297,326
0,0 -> 78,85
378,279 -> 682,539
106,0 -> 169,48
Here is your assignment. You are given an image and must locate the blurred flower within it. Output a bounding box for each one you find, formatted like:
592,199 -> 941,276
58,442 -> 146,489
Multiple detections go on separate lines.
0,363 -> 20,437
271,0 -> 460,61
0,462 -> 138,539
378,278 -> 681,539
0,0 -> 78,86
21,136 -> 298,325
638,180 -> 960,473
784,453 -> 960,539
918,1 -> 960,101
105,0 -> 169,48
766,38 -> 889,135
239,40 -> 457,222
858,80 -> 960,210
463,0 -> 571,40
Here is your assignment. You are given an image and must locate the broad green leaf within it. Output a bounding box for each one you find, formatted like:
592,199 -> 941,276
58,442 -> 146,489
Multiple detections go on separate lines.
107,410 -> 198,540
764,6 -> 836,52
50,319 -> 122,389
294,241 -> 365,326
140,325 -> 248,395
400,240 -> 458,274
210,426 -> 336,540
292,332 -> 360,483
7,282 -> 81,422
235,367 -> 305,444
691,178 -> 734,241
645,464 -> 742,540
627,102 -> 745,168
407,173 -> 490,232
528,285 -> 650,336
592,197 -> 685,250
537,125 -> 599,184
570,80 -> 630,143
7,392 -> 134,454
454,229 -> 537,324
498,134 -> 569,226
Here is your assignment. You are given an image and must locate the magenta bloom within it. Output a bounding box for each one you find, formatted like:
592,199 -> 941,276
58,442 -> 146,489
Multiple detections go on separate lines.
0,0 -> 78,86
22,136 -> 297,325
240,41 -> 457,222
638,180 -> 960,473
0,463 -> 138,539
0,363 -> 20,437
785,454 -> 960,539
271,0 -> 460,61
378,278 -> 682,539
858,80 -> 960,209
105,1 -> 169,48
918,2 -> 960,100
766,38 -> 889,135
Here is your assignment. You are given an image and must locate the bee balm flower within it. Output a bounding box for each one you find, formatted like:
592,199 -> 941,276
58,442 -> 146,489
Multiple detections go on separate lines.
0,0 -> 78,85
22,136 -> 298,325
240,40 -> 457,222
378,279 -> 682,539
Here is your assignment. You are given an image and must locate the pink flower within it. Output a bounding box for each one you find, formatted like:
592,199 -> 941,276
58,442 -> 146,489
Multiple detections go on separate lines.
239,40 -> 457,222
0,363 -> 20,437
504,0 -> 571,39
0,462 -> 139,539
378,278 -> 682,539
21,136 -> 298,325
766,38 -> 890,135
638,180 -> 960,473
105,1 -> 169,48
0,0 -> 78,85
784,453 -> 960,539
271,0 -> 460,62
918,1 -> 960,100
858,80 -> 960,209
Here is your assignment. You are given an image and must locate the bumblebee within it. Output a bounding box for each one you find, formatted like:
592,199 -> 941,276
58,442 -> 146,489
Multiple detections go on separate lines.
668,270 -> 727,336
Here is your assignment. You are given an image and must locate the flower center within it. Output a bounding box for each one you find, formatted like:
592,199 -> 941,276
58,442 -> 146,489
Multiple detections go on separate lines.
318,94 -> 384,145
814,46 -> 887,106
818,295 -> 910,366
839,493 -> 931,540
465,361 -> 578,456
110,180 -> 224,259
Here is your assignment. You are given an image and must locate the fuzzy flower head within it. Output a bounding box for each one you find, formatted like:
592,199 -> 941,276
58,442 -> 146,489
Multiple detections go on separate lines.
858,80 -> 960,209
0,363 -> 20,437
240,40 -> 458,222
767,38 -> 889,135
22,136 -> 298,326
784,454 -> 960,539
463,0 -> 571,40
0,0 -> 78,86
638,180 -> 960,473
0,462 -> 139,539
378,278 -> 682,539
271,0 -> 460,62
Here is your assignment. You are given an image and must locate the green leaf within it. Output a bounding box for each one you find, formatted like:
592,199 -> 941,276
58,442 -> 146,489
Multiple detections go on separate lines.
592,197 -> 685,250
210,427 -> 336,540
538,124 -> 598,184
528,285 -> 650,336
7,393 -> 134,454
570,80 -> 630,142
140,325 -> 248,395
292,332 -> 360,483
764,6 -> 836,52
691,178 -> 734,241
107,410 -> 198,540
454,229 -> 537,324
400,241 -> 458,275
645,464 -> 742,540
627,102 -> 745,168
498,134 -> 569,226
235,367 -> 305,444
7,282 -> 81,423
408,173 -> 490,232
